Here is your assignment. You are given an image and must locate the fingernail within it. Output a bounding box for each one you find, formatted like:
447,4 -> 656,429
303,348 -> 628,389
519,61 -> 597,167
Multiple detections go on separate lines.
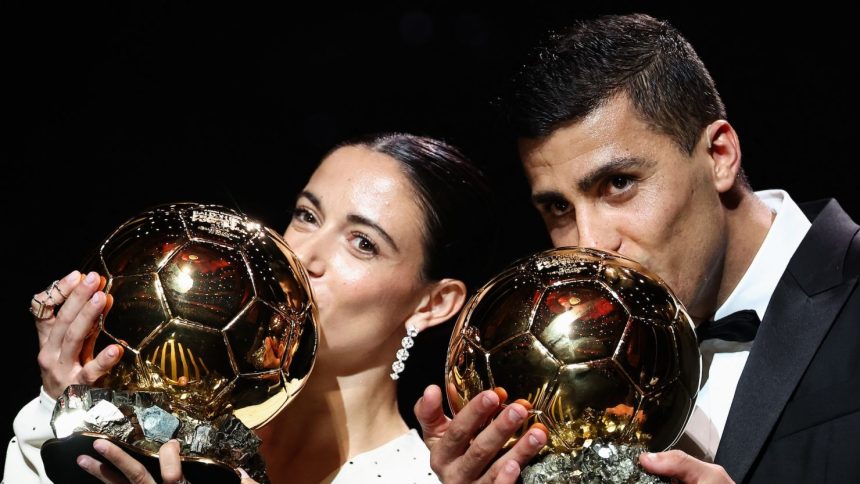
93,439 -> 108,454
106,345 -> 118,357
481,391 -> 499,409
85,272 -> 98,285
528,429 -> 546,447
507,405 -> 526,424
91,292 -> 103,305
77,455 -> 90,470
504,460 -> 518,474
65,271 -> 80,283
642,452 -> 656,462
238,468 -> 250,478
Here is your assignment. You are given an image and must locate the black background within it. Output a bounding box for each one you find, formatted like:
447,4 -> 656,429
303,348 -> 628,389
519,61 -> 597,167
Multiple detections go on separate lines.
3,2 -> 858,466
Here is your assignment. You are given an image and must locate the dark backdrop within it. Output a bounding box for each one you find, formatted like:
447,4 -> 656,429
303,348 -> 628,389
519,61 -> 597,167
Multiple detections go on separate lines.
3,2 -> 858,465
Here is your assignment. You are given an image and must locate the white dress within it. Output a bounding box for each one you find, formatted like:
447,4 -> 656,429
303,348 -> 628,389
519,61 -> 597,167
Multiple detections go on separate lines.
3,390 -> 440,484
330,429 -> 440,484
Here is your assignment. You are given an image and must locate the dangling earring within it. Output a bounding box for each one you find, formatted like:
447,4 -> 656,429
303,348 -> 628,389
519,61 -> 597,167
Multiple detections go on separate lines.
390,325 -> 419,380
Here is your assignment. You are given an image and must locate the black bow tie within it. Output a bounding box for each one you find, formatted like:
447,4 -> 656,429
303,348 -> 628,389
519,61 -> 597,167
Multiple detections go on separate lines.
696,309 -> 761,343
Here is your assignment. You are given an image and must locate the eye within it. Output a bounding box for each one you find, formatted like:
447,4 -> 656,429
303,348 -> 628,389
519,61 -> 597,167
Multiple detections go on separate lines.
548,200 -> 571,217
292,207 -> 318,225
604,175 -> 636,197
349,232 -> 379,256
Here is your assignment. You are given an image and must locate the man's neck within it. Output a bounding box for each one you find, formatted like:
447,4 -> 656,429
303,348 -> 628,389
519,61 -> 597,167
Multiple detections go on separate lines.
712,189 -> 775,318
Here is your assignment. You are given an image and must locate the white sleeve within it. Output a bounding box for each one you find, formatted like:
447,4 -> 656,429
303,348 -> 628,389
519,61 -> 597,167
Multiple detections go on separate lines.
4,388 -> 56,484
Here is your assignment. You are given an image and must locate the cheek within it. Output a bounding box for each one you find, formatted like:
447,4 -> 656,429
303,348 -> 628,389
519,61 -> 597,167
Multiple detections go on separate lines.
550,225 -> 578,247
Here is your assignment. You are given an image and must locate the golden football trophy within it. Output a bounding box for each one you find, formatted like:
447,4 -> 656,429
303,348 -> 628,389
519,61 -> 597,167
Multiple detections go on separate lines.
446,247 -> 701,483
41,203 -> 318,483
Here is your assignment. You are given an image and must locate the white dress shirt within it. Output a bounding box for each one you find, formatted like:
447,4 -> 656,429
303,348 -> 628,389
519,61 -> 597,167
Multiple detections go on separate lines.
681,190 -> 811,461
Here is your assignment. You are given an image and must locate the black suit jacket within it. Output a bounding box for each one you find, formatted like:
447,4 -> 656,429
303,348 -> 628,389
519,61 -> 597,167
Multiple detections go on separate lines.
714,199 -> 860,483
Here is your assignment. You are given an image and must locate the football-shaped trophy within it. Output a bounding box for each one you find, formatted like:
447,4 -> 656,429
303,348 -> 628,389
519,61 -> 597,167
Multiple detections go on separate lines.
41,203 -> 318,483
446,247 -> 701,483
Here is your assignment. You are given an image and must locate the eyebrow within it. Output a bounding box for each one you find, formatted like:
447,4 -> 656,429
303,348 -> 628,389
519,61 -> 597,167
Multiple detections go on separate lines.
531,156 -> 654,206
298,190 -> 322,211
297,190 -> 400,253
576,156 -> 654,193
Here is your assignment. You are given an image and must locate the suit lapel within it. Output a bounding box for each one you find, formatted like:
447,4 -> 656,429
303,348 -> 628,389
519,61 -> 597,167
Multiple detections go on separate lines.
715,200 -> 859,481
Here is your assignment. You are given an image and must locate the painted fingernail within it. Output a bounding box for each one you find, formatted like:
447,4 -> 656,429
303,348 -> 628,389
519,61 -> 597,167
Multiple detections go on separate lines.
65,271 -> 81,283
85,272 -> 98,285
481,391 -> 499,409
507,405 -> 526,424
93,439 -> 108,454
91,292 -> 103,305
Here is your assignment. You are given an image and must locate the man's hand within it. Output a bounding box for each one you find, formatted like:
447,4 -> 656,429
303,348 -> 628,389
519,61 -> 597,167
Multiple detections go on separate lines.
640,450 -> 734,483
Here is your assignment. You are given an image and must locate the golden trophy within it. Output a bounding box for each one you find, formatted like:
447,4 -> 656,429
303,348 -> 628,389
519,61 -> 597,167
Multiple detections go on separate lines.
41,203 -> 318,483
446,247 -> 700,483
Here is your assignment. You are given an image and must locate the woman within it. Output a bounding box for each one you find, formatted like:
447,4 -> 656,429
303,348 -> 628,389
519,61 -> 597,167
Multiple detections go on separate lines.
7,133 -> 497,483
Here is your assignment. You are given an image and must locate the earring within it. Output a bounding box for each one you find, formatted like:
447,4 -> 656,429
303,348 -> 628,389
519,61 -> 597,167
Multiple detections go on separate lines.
390,325 -> 419,380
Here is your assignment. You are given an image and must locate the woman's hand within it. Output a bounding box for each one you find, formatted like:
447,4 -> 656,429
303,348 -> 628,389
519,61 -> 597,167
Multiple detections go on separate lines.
31,270 -> 122,398
76,439 -> 259,484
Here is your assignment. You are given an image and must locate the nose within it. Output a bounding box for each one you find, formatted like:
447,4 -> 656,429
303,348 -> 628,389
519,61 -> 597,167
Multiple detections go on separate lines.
284,229 -> 326,278
575,209 -> 621,254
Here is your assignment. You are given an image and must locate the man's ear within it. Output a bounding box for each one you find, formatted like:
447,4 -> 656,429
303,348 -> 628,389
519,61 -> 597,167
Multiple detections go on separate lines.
704,120 -> 743,193
405,278 -> 467,332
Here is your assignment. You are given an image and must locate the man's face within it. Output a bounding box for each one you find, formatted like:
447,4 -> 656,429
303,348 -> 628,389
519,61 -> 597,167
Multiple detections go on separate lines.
519,95 -> 726,318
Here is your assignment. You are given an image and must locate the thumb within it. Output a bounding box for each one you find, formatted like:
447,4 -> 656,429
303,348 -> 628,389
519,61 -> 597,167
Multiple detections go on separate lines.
80,344 -> 123,385
639,450 -> 730,482
414,385 -> 450,446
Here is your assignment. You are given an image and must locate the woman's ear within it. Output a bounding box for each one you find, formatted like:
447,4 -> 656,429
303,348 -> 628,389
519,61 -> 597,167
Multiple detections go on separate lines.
406,278 -> 467,332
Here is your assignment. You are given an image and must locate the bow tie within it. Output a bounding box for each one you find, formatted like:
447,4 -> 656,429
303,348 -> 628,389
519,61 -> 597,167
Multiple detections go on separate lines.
696,309 -> 761,343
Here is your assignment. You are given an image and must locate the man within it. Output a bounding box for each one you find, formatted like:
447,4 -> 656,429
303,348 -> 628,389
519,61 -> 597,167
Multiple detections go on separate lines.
416,13 -> 860,483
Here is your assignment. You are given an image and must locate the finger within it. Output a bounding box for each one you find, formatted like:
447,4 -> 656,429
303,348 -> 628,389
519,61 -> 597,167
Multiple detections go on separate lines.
430,389 -> 501,473
481,425 -> 548,483
159,440 -> 184,483
80,344 -> 123,385
31,271 -> 81,316
81,293 -> 113,364
488,460 -> 520,484
458,402 -> 531,478
59,291 -> 107,365
77,454 -> 127,484
239,467 -> 260,483
50,270 -> 83,304
639,449 -> 734,483
414,385 -> 451,444
93,438 -> 157,484
48,271 -> 101,350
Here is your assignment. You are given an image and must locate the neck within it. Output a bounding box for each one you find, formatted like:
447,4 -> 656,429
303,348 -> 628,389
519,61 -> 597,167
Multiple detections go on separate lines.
257,358 -> 408,483
696,187 -> 774,321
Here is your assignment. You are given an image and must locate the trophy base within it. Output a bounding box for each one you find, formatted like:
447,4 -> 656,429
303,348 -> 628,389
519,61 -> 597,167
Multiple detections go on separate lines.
41,432 -> 240,484
520,441 -> 668,484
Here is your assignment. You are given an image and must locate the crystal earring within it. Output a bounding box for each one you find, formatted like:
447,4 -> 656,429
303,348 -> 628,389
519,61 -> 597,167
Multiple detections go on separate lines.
390,325 -> 419,380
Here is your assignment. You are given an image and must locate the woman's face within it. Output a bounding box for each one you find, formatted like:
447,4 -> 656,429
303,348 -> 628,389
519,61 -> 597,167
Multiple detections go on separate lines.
283,145 -> 430,369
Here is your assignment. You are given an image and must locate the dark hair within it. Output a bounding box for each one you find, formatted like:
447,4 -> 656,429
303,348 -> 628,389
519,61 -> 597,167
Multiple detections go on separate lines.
507,13 -> 726,155
338,133 -> 496,290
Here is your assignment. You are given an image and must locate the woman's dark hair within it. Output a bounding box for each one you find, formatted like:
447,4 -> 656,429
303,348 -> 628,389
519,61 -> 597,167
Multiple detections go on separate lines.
339,132 -> 496,290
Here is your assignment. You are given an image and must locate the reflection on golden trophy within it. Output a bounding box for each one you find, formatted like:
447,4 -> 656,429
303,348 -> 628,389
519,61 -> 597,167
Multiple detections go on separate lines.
446,247 -> 700,483
41,203 -> 318,483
